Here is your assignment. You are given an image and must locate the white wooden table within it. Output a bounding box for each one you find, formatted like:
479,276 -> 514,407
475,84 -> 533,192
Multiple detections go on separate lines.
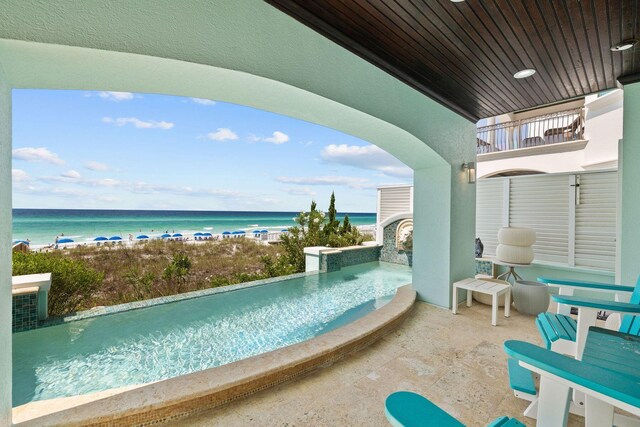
452,278 -> 511,326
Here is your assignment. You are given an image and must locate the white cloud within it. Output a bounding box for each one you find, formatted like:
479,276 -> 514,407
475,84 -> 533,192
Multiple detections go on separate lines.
263,131 -> 290,144
12,169 -> 30,182
12,147 -> 65,165
39,174 -> 120,187
205,128 -> 238,141
277,175 -> 375,189
320,144 -> 412,178
98,91 -> 134,102
84,161 -> 109,171
284,187 -> 317,196
102,117 -> 174,130
191,97 -> 216,106
250,131 -> 290,145
61,170 -> 81,179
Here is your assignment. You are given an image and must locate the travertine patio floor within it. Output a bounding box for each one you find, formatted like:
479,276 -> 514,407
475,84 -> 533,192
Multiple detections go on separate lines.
169,299 -> 583,426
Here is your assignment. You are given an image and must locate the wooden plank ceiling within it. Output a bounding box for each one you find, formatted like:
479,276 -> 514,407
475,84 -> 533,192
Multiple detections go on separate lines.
266,0 -> 640,121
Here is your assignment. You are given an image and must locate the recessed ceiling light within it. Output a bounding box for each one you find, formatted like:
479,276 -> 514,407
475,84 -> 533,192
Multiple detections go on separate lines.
450,0 -> 465,2
611,39 -> 637,51
514,69 -> 536,79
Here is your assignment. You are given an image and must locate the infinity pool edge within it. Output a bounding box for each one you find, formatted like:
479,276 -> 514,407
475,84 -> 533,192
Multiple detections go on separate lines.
14,284 -> 416,427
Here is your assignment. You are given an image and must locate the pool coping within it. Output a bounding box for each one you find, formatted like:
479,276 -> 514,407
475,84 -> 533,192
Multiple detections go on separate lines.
13,284 -> 416,427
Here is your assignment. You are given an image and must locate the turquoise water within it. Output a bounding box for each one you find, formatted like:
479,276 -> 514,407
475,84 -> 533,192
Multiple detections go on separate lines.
12,262 -> 411,407
13,209 -> 376,245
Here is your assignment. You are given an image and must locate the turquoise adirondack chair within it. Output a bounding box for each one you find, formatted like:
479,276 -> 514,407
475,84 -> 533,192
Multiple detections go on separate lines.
385,391 -> 524,427
505,336 -> 640,427
535,276 -> 640,359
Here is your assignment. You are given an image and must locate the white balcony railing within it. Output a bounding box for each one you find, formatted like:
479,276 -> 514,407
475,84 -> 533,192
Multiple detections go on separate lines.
477,107 -> 585,154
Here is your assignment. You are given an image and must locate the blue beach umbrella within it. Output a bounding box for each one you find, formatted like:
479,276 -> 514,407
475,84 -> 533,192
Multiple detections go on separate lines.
202,232 -> 212,237
252,230 -> 261,234
136,235 -> 149,240
93,236 -> 108,241
222,231 -> 231,235
260,229 -> 268,233
194,232 -> 203,236
161,233 -> 171,238
108,236 -> 122,241
58,238 -> 74,244
281,229 -> 288,232
172,233 -> 183,237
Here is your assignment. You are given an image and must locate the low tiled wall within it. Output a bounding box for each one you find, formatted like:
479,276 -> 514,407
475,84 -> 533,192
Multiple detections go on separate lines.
319,245 -> 382,272
13,292 -> 39,333
379,220 -> 412,266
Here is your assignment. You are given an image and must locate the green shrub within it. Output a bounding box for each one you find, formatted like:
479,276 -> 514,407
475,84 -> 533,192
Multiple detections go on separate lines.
12,252 -> 104,316
278,194 -> 367,272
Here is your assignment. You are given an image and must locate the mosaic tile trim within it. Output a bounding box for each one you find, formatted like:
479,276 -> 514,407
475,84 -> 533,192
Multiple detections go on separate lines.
475,259 -> 494,276
380,219 -> 412,266
12,292 -> 39,333
42,271 -> 319,328
319,246 -> 381,273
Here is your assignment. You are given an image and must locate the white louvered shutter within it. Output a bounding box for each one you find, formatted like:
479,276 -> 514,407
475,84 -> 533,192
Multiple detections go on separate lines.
379,186 -> 412,223
476,178 -> 505,256
509,175 -> 570,264
575,172 -> 617,270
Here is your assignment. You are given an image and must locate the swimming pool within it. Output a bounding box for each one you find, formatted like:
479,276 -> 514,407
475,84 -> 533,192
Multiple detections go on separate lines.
13,261 -> 411,407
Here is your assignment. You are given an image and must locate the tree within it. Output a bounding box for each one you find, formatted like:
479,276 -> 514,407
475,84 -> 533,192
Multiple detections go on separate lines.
340,214 -> 352,234
324,192 -> 339,238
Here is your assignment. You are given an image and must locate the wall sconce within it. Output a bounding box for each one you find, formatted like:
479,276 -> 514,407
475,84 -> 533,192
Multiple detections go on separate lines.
461,162 -> 476,184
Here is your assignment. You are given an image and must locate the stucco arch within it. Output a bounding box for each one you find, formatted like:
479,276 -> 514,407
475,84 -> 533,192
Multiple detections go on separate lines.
0,3 -> 477,422
0,40 -> 443,171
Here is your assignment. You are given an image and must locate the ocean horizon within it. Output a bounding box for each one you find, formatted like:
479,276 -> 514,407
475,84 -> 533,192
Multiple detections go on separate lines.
13,208 -> 377,245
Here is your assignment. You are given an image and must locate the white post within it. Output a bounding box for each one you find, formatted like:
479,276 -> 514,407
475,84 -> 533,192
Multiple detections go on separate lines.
0,65 -> 13,426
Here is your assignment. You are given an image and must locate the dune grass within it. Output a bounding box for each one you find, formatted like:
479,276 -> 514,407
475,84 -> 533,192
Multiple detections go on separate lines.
15,239 -> 287,315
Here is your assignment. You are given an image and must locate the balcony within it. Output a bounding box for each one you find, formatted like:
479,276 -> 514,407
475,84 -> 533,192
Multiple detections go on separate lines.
477,108 -> 587,160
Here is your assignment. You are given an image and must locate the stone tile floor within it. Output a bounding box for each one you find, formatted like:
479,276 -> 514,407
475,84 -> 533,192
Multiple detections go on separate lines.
170,300 -> 584,426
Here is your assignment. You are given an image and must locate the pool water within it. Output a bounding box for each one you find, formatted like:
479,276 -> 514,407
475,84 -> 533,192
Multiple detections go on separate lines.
12,262 -> 412,407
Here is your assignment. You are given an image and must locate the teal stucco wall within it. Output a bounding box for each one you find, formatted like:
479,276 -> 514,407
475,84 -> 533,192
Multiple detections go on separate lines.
0,62 -> 12,427
621,82 -> 640,285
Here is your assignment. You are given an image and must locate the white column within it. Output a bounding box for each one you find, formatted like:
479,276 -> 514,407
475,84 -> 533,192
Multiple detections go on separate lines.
0,66 -> 12,426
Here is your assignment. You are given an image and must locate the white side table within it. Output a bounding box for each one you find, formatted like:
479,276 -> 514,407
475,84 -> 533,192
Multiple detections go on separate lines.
452,278 -> 511,326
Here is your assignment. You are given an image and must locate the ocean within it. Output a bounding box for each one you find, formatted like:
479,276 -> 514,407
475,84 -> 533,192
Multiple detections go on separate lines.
12,209 -> 377,246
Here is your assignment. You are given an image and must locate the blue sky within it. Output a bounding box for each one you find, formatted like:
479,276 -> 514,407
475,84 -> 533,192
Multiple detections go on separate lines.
12,90 -> 412,212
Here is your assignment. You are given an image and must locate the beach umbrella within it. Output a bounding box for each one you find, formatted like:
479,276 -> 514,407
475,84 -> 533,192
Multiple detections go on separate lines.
194,232 -> 203,236
108,236 -> 122,241
222,231 -> 231,235
252,230 -> 261,234
281,229 -> 288,232
93,236 -> 108,241
136,235 -> 149,239
232,231 -> 246,235
260,229 -> 269,233
58,238 -> 74,244
202,232 -> 212,237
172,233 -> 183,237
161,233 -> 171,238
13,240 -> 30,245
